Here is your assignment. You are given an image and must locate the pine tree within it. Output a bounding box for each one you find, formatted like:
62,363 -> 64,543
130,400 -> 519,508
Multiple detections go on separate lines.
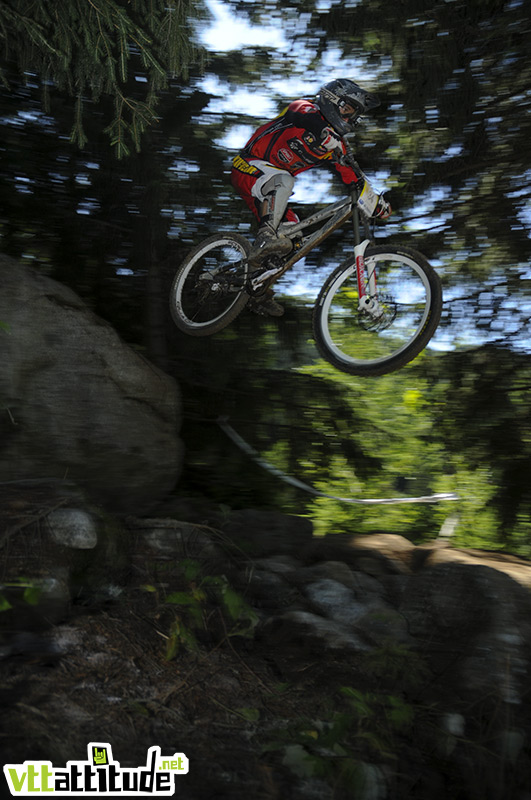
0,0 -> 203,156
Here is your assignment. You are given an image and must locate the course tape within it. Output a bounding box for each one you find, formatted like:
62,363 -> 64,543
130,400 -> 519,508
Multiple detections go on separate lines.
218,417 -> 459,506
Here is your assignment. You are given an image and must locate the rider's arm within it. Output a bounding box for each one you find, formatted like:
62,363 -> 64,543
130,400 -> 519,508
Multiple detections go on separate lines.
327,141 -> 366,188
332,157 -> 364,186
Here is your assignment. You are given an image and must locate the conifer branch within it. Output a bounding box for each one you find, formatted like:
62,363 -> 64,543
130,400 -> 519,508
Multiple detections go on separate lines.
0,0 -> 202,156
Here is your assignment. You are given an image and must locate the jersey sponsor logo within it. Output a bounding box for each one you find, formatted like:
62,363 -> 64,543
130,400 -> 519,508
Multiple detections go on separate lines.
232,155 -> 261,176
277,148 -> 294,164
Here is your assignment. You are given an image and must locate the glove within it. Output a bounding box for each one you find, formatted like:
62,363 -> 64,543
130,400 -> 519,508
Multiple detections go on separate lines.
320,127 -> 343,152
374,194 -> 392,220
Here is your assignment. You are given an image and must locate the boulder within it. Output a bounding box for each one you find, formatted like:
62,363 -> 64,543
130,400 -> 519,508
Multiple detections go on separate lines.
126,516 -> 229,574
301,532 -> 413,575
303,577 -> 386,628
0,257 -> 182,513
0,483 -> 132,636
399,562 -> 531,704
47,508 -> 99,549
261,609 -> 369,654
221,508 -> 314,557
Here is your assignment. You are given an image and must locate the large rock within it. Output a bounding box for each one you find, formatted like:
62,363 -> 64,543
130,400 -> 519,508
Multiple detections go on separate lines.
221,508 -> 314,557
399,562 -> 531,704
0,257 -> 182,512
301,532 -> 413,576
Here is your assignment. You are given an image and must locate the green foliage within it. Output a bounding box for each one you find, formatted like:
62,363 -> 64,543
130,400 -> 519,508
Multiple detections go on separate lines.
422,346 -> 531,552
0,578 -> 44,611
161,559 -> 258,659
234,706 -> 260,722
176,304 -> 531,554
264,684 -> 416,795
261,641 -> 525,798
166,614 -> 200,660
285,356 -> 451,539
0,593 -> 12,612
174,299 -> 531,553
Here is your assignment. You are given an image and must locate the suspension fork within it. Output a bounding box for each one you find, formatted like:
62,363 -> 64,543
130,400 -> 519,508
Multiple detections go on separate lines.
351,204 -> 377,312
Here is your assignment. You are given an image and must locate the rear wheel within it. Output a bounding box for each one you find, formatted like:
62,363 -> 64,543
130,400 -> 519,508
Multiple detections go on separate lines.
313,245 -> 442,376
169,233 -> 251,336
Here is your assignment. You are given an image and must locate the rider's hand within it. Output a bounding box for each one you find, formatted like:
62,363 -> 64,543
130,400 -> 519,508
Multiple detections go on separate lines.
373,194 -> 392,220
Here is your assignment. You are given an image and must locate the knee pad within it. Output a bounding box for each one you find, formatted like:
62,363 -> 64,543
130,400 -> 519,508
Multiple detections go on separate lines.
260,174 -> 295,229
261,172 -> 295,197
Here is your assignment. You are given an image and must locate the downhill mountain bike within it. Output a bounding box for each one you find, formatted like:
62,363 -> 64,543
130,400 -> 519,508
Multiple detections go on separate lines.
169,142 -> 443,377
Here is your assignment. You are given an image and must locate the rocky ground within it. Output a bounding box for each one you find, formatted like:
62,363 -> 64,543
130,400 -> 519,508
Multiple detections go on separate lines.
2,489 -> 531,800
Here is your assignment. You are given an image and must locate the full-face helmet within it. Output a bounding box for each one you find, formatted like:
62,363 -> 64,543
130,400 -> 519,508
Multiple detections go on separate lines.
317,78 -> 380,135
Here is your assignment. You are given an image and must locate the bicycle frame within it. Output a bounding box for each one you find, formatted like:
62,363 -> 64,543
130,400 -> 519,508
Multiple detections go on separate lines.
267,186 -> 378,311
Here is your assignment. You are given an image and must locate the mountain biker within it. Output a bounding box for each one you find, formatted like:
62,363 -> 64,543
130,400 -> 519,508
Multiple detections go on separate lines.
231,78 -> 392,316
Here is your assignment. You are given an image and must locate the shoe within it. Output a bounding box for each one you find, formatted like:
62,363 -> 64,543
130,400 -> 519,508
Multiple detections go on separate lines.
248,225 -> 292,267
249,290 -> 284,317
258,296 -> 284,317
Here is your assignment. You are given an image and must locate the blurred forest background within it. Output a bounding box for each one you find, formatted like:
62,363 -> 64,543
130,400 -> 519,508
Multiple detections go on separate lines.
2,0 -> 531,553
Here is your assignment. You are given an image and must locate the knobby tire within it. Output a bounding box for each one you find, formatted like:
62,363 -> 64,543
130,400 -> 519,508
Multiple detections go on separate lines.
169,233 -> 251,337
312,245 -> 442,376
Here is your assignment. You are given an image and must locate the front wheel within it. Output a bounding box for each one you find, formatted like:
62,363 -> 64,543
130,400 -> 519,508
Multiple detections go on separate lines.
169,233 -> 251,336
313,245 -> 442,376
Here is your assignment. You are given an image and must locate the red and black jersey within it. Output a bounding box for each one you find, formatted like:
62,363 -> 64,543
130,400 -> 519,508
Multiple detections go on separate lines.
240,99 -> 361,186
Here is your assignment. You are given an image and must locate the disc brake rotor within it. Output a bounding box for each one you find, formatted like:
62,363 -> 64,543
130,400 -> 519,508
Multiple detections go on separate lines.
358,294 -> 397,331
